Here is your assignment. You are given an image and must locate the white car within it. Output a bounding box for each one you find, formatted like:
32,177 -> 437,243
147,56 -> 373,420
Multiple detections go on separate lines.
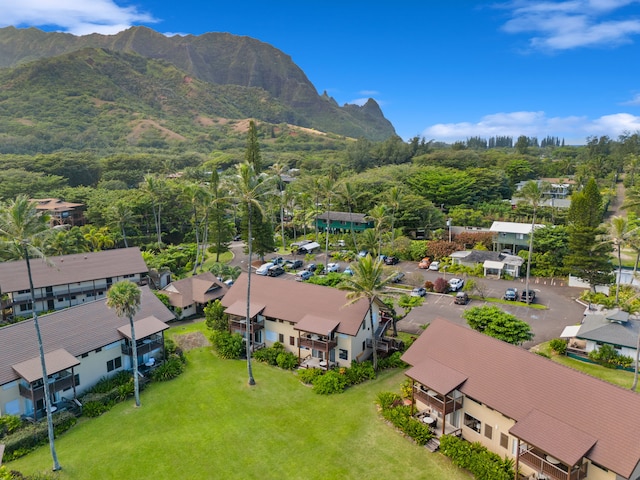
429,261 -> 440,271
327,262 -> 340,272
255,262 -> 274,276
448,277 -> 464,292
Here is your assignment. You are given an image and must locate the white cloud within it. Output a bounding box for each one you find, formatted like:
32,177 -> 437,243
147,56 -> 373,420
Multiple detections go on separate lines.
0,0 -> 156,35
347,96 -> 385,107
422,110 -> 640,144
621,93 -> 640,105
500,0 -> 640,50
359,90 -> 379,96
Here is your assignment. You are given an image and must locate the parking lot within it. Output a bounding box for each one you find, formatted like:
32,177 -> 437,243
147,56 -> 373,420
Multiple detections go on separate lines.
229,243 -> 587,349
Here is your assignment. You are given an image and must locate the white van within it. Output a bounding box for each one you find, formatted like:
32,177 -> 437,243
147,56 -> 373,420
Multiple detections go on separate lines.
256,262 -> 274,275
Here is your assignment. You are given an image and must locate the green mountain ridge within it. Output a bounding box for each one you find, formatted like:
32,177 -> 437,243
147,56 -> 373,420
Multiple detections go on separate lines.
0,26 -> 396,146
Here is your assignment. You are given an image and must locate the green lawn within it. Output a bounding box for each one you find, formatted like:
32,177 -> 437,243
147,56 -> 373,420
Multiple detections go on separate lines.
10,327 -> 470,480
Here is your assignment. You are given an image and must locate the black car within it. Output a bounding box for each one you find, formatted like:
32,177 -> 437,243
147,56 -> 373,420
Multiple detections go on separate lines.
503,288 -> 518,301
454,291 -> 469,305
384,256 -> 399,265
520,289 -> 536,302
290,259 -> 303,269
306,263 -> 317,272
267,265 -> 285,277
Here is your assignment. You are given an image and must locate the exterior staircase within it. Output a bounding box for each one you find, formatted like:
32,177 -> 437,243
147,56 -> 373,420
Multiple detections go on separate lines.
425,437 -> 440,452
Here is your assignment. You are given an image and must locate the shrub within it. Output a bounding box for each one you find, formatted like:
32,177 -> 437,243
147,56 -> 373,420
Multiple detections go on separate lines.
379,403 -> 432,445
82,400 -> 112,418
276,352 -> 299,370
312,370 -> 348,394
440,435 -> 514,480
589,343 -> 626,368
253,342 -> 285,366
423,280 -> 434,292
151,355 -> 186,381
0,415 -> 22,437
343,361 -> 375,385
3,412 -> 76,461
165,337 -> 178,355
298,368 -> 323,385
376,391 -> 402,410
433,277 -> 449,293
115,379 -> 135,402
549,338 -> 567,354
377,351 -> 407,370
210,330 -> 244,359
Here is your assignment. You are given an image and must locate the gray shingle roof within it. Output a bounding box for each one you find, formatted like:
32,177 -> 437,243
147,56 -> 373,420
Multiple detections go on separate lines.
0,285 -> 174,385
577,313 -> 640,348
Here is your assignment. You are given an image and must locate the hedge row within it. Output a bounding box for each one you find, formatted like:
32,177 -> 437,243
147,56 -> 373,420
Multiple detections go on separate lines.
439,435 -> 515,480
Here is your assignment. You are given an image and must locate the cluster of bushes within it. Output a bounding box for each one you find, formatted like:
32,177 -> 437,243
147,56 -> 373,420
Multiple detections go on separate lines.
79,370 -> 141,417
439,435 -> 515,480
375,392 -> 432,445
209,330 -> 244,359
252,342 -> 298,370
1,411 -> 76,462
0,466 -> 58,479
298,361 -> 376,394
151,354 -> 186,381
589,343 -> 633,369
549,338 -> 567,355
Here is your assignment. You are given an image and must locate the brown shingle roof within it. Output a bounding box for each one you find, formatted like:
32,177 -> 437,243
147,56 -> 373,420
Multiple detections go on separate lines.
116,316 -> 169,340
162,272 -> 228,308
12,348 -> 80,383
221,273 -> 369,336
401,318 -> 640,478
0,247 -> 148,292
0,286 -> 174,386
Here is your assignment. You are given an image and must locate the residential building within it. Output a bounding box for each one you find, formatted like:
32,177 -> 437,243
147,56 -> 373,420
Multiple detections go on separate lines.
489,221 -> 543,254
561,309 -> 640,363
315,211 -> 373,233
0,286 -> 174,420
31,198 -> 85,227
221,274 -> 395,368
0,248 -> 149,320
161,272 -> 229,318
402,318 -> 640,480
450,249 -> 524,277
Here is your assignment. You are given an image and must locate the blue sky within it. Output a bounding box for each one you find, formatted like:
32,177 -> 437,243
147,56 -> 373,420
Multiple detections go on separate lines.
2,1 -> 640,145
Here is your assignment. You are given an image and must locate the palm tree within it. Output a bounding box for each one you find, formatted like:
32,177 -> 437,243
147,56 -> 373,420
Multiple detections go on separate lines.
106,280 -> 142,406
107,202 -> 134,249
270,163 -> 288,252
0,195 -> 61,471
367,204 -> 388,256
142,174 -> 167,248
607,216 -> 636,304
182,182 -> 208,274
338,181 -> 361,250
387,186 -> 403,247
321,177 -> 337,271
338,254 -> 394,370
228,162 -> 272,385
516,181 -> 549,305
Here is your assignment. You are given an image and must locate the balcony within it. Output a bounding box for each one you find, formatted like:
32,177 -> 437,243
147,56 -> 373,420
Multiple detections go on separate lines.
299,335 -> 337,351
519,449 -> 587,480
19,373 -> 75,402
229,317 -> 264,334
122,337 -> 163,356
414,386 -> 463,415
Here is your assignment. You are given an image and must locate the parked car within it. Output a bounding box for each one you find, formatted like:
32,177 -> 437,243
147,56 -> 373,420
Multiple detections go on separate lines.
504,287 -> 518,301
391,272 -> 405,283
448,278 -> 464,292
306,263 -> 317,272
418,257 -> 431,269
296,270 -> 313,281
343,266 -> 354,276
454,291 -> 469,305
267,265 -> 285,277
337,239 -> 346,247
270,256 -> 284,265
358,250 -> 369,258
284,259 -> 303,270
429,261 -> 440,271
384,256 -> 399,265
411,287 -> 427,297
256,262 -> 274,275
520,289 -> 536,302
327,262 -> 341,272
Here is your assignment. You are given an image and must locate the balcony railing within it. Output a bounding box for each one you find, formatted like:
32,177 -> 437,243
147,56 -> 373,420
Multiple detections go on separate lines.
122,337 -> 163,356
519,449 -> 587,480
414,387 -> 463,415
299,336 -> 337,351
19,374 -> 75,402
229,318 -> 265,334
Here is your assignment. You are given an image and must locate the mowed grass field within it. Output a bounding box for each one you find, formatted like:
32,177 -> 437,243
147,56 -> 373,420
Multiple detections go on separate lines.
9,323 -> 471,480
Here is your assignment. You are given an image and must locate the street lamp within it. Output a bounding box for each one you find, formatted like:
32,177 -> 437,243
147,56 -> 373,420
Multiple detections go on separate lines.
447,218 -> 452,242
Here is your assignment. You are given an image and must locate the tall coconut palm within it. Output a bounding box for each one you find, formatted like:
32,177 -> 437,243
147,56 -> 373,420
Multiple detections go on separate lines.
270,163 -> 288,252
338,181 -> 361,250
228,162 -> 272,385
367,204 -> 388,256
516,181 -> 549,305
107,202 -> 134,248
0,195 -> 61,471
182,182 -> 209,274
142,174 -> 167,248
338,254 -> 394,370
386,186 -> 403,247
106,280 -> 142,406
607,216 -> 636,304
321,177 -> 337,271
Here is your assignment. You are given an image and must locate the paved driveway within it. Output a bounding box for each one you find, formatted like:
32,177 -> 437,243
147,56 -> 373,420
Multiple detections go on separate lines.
393,261 -> 587,349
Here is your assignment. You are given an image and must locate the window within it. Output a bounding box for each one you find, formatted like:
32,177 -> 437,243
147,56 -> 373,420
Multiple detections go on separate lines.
19,303 -> 31,312
289,336 -> 295,346
339,349 -> 348,360
57,297 -> 64,302
464,413 -> 481,433
278,333 -> 284,343
500,433 -> 508,449
484,424 -> 493,440
516,233 -> 524,240
107,357 -> 122,372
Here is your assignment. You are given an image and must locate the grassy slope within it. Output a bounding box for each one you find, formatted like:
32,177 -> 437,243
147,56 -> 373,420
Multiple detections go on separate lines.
10,325 -> 470,480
